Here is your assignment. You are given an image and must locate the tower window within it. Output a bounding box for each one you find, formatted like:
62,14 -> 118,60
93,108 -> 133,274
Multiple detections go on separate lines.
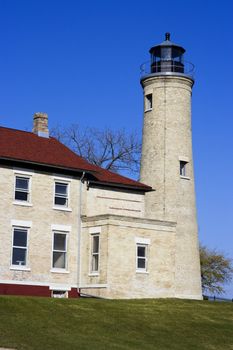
145,94 -> 153,111
180,161 -> 188,177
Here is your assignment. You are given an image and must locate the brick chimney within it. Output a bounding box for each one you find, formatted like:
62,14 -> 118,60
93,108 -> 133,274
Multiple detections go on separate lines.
33,112 -> 49,138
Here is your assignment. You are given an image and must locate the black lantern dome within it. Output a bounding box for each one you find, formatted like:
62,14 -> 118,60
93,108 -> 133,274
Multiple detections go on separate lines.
149,33 -> 185,74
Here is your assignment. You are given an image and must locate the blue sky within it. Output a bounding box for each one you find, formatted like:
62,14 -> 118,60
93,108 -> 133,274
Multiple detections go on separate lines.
0,0 -> 233,297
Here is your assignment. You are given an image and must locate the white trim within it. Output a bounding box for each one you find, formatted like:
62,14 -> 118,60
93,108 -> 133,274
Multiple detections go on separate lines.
13,201 -> 33,207
13,168 -> 34,176
80,284 -> 108,289
49,284 -> 71,291
88,273 -> 99,277
51,224 -> 71,232
136,270 -> 149,274
0,279 -> 75,289
180,176 -> 190,180
135,237 -> 150,245
11,220 -> 32,228
50,269 -> 70,274
53,175 -> 72,182
53,206 -> 72,212
179,156 -> 189,162
10,266 -> 31,271
89,226 -> 102,234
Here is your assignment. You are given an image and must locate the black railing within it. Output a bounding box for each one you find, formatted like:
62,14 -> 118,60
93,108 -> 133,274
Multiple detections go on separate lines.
140,60 -> 195,78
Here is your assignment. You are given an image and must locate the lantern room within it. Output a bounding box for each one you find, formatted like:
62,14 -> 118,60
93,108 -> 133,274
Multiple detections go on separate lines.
149,33 -> 185,74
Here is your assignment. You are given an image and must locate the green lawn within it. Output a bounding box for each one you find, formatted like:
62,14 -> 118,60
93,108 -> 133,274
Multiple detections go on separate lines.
0,297 -> 232,350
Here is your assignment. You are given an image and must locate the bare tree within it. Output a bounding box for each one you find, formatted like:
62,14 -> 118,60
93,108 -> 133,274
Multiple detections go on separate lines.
51,124 -> 141,176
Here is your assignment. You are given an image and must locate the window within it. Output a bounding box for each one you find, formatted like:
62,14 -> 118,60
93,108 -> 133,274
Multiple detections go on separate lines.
12,228 -> 28,266
180,161 -> 188,177
136,244 -> 147,271
91,234 -> 100,273
15,176 -> 30,202
52,232 -> 67,269
54,182 -> 68,207
145,94 -> 153,111
52,290 -> 68,298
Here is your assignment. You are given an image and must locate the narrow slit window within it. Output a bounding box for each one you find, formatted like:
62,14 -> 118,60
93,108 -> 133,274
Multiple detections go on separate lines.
91,234 -> 100,273
145,94 -> 153,111
136,244 -> 147,271
180,161 -> 188,177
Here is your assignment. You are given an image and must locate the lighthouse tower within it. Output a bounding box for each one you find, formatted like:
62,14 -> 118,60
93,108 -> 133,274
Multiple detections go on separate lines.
140,33 -> 202,299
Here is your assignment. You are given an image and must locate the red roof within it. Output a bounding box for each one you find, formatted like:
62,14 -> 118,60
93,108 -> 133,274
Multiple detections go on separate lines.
0,126 -> 151,191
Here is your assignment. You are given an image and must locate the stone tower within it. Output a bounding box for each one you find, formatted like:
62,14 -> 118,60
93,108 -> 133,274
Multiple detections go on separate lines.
140,33 -> 202,299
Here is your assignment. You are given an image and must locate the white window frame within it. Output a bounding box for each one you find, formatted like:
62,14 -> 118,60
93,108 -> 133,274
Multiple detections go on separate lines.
145,93 -> 153,111
179,161 -> 190,179
135,238 -> 150,274
51,231 -> 68,273
13,172 -> 32,206
11,226 -> 30,271
53,178 -> 71,211
89,228 -> 101,276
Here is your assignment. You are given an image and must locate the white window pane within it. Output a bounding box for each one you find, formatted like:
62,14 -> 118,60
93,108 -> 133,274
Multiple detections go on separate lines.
54,234 -> 66,251
12,248 -> 27,265
92,255 -> 99,272
53,252 -> 66,268
13,229 -> 27,247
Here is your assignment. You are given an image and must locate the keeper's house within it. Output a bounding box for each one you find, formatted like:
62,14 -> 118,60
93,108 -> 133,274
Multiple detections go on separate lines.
0,113 -> 176,299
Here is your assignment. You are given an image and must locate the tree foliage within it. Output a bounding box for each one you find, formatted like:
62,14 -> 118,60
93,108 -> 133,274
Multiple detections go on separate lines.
200,245 -> 233,295
51,124 -> 141,176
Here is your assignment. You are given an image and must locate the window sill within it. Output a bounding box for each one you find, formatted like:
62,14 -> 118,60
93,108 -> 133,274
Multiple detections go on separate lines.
136,270 -> 149,274
145,108 -> 152,112
180,176 -> 190,180
13,201 -> 33,207
88,273 -> 99,277
50,269 -> 70,274
10,266 -> 31,271
53,206 -> 72,212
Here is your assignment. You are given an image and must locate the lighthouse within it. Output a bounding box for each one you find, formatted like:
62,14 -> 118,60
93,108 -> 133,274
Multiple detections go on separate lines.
140,33 -> 202,299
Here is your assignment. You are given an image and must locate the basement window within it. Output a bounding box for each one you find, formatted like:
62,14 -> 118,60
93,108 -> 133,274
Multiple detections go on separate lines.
51,290 -> 68,298
145,94 -> 153,111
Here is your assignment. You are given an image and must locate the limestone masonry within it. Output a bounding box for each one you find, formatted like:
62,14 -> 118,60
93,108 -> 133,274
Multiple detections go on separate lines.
0,33 -> 202,299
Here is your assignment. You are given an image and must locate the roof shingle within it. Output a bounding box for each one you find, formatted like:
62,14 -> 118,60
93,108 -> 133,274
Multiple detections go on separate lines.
0,126 -> 151,191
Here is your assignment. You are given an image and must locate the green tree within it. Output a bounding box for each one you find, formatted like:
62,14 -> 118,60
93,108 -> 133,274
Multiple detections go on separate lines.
200,245 -> 233,295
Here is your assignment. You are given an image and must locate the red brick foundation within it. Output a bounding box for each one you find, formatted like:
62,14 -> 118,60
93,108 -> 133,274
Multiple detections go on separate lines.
0,283 -> 79,298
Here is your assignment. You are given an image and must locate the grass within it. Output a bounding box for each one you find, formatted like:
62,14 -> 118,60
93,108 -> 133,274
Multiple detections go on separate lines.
0,297 -> 232,350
